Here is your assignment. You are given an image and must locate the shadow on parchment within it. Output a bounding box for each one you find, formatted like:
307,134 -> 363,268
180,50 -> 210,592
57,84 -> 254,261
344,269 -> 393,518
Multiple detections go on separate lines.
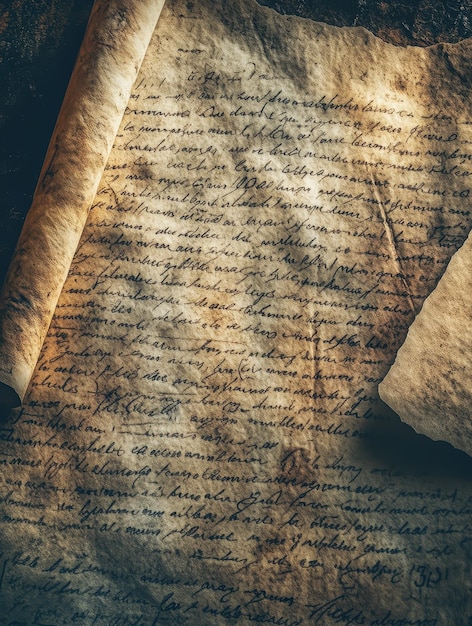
360,399 -> 472,484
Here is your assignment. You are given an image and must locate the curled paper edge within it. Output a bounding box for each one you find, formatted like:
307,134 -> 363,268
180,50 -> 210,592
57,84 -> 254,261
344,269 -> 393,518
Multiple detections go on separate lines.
0,0 -> 166,407
379,230 -> 472,457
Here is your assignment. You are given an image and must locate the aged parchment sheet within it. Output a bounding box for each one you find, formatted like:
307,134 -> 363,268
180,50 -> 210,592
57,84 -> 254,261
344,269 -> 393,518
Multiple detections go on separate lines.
1,0 -> 472,624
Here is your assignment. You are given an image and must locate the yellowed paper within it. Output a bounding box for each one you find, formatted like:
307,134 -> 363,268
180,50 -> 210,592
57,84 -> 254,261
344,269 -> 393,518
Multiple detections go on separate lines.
1,0 -> 472,623
0,0 -> 165,407
379,231 -> 472,456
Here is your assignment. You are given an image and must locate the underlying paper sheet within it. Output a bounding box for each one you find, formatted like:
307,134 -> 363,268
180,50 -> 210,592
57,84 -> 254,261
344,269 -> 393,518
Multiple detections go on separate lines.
1,0 -> 472,624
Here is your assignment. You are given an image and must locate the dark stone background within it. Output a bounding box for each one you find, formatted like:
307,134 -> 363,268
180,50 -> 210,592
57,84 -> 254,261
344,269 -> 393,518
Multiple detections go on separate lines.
0,0 -> 471,284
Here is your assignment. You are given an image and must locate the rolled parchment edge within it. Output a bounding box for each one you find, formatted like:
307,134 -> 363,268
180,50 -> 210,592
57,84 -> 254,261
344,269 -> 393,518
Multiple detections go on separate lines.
0,0 -> 166,407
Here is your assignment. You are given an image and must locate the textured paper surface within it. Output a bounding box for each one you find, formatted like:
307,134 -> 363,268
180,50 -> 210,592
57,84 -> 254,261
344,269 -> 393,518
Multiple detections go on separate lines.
380,231 -> 472,456
1,0 -> 472,623
0,0 -> 165,406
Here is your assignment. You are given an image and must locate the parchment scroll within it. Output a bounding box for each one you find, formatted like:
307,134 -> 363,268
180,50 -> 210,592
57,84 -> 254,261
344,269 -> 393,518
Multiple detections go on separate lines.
2,0 -> 472,623
0,0 -> 165,407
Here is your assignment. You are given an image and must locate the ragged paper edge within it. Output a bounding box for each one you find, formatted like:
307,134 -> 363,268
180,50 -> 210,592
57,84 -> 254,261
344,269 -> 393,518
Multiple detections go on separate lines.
0,0 -> 166,407
379,230 -> 472,457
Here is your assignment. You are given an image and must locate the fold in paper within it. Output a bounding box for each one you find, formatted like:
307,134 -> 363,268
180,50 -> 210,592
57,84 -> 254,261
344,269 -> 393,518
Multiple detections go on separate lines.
0,0 -> 165,407
379,230 -> 472,457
